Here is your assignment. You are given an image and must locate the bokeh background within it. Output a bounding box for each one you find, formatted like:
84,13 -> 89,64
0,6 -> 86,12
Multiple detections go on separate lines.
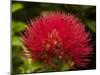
12,1 -> 96,74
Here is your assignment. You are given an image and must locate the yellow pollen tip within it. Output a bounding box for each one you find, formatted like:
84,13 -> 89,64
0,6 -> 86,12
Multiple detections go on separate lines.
59,55 -> 62,59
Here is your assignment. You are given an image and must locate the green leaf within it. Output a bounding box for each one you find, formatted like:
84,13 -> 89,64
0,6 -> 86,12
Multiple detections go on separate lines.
85,20 -> 96,32
21,57 -> 43,73
12,36 -> 22,46
61,63 -> 70,71
12,3 -> 24,13
30,61 -> 43,73
61,61 -> 74,71
19,67 -> 25,73
12,21 -> 26,33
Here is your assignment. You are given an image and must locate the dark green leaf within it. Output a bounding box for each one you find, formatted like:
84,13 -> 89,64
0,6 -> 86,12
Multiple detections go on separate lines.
85,20 -> 96,32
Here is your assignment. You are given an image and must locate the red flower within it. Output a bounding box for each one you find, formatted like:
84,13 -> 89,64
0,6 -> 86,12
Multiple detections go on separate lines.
22,12 -> 92,69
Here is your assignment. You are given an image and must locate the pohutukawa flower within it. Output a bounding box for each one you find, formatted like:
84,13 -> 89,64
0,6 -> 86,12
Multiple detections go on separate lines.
22,11 -> 92,70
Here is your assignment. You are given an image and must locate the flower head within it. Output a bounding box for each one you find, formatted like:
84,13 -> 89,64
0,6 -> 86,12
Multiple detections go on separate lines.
22,11 -> 92,69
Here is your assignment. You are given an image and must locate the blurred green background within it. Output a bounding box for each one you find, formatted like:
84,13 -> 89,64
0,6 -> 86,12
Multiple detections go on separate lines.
12,1 -> 96,74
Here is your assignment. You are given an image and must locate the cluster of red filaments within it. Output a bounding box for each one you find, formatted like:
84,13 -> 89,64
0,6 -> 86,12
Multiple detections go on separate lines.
22,12 -> 92,69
